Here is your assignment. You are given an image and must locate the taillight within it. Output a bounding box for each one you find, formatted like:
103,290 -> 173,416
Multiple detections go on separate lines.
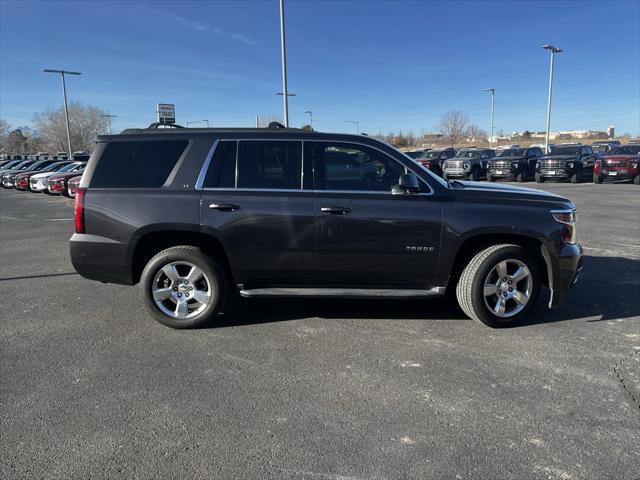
74,188 -> 86,233
552,209 -> 577,244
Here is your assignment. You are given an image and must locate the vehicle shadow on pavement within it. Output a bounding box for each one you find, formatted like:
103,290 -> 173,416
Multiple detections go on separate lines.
522,255 -> 640,325
214,255 -> 640,329
217,297 -> 467,328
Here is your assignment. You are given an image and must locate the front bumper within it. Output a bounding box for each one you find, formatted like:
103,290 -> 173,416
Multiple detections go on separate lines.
443,168 -> 469,178
598,169 -> 633,180
543,242 -> 584,308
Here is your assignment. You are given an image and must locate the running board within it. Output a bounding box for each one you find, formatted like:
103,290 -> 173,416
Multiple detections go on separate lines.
238,287 -> 446,299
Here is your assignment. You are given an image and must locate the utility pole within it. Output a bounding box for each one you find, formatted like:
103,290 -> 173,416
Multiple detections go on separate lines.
43,69 -> 81,158
543,44 -> 562,153
101,114 -> 117,134
304,110 -> 313,129
483,88 -> 495,148
279,0 -> 290,126
345,120 -> 359,134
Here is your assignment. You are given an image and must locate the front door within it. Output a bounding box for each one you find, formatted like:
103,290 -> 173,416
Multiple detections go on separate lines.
308,141 -> 442,288
200,139 -> 316,286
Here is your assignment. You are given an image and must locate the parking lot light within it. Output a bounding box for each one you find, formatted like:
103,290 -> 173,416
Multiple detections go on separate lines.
483,88 -> 495,148
43,69 -> 81,159
542,44 -> 562,154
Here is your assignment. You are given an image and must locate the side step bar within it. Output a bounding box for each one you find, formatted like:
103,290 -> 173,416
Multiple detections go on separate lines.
238,287 -> 446,299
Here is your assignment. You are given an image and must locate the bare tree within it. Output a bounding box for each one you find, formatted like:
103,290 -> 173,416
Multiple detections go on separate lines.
256,113 -> 283,128
0,118 -> 11,152
437,110 -> 470,147
465,125 -> 488,144
33,101 -> 109,153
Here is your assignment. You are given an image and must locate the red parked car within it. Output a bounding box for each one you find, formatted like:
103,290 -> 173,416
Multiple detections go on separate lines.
66,175 -> 82,197
46,165 -> 86,195
593,145 -> 640,184
14,160 -> 75,191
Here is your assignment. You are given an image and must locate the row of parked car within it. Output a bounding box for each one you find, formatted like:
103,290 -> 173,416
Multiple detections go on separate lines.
405,141 -> 640,184
0,154 -> 87,196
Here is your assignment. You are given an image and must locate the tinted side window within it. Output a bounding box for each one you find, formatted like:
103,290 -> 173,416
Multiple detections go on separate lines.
90,140 -> 188,188
237,141 -> 302,189
313,143 -> 406,192
203,140 -> 236,188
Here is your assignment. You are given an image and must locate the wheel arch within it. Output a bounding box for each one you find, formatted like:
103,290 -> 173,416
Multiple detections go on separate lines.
131,229 -> 234,285
445,232 -> 551,294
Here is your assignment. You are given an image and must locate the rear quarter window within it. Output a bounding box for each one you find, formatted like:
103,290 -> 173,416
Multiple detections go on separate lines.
89,140 -> 189,188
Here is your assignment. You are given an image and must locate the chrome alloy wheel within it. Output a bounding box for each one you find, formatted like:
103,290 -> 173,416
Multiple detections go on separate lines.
483,259 -> 532,318
151,261 -> 212,319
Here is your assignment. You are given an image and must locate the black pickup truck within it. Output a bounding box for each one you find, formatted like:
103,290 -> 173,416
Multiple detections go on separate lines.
442,148 -> 495,181
487,147 -> 544,182
535,144 -> 595,183
70,126 -> 583,329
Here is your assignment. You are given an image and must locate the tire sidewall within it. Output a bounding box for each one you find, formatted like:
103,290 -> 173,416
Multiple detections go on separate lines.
141,248 -> 225,328
470,246 -> 541,327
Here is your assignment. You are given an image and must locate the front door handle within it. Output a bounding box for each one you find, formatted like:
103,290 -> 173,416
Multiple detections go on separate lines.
209,203 -> 240,211
321,206 -> 351,215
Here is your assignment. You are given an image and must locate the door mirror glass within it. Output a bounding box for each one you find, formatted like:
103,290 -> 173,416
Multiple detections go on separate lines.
392,173 -> 420,195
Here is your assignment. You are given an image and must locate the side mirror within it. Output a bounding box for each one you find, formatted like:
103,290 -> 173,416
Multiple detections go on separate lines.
392,173 -> 420,195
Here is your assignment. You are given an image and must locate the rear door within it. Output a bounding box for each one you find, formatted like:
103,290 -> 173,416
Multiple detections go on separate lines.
309,140 -> 442,288
200,139 -> 316,286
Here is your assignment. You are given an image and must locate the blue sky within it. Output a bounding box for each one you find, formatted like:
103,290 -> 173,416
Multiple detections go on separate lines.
1,0 -> 639,135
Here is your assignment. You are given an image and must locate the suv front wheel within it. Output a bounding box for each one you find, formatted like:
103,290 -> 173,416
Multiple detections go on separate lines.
141,246 -> 226,328
456,244 -> 540,327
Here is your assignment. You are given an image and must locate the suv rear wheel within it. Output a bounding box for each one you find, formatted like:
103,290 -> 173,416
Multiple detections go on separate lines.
141,246 -> 226,328
456,244 -> 540,327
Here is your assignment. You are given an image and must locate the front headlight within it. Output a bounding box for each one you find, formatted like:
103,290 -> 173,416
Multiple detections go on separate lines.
552,209 -> 577,244
463,161 -> 470,169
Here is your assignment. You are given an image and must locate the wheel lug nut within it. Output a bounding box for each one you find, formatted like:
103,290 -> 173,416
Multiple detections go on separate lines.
185,293 -> 189,298
173,287 -> 178,291
509,287 -> 513,292
189,286 -> 193,290
503,293 -> 508,297
508,280 -> 512,284
178,293 -> 182,297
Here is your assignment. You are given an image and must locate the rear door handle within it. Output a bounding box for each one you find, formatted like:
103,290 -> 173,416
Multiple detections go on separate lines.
209,203 -> 240,211
321,206 -> 351,215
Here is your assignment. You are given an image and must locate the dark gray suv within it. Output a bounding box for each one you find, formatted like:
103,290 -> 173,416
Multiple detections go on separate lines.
71,127 -> 583,328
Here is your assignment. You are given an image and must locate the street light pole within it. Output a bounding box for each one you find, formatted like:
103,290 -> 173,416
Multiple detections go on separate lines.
304,110 -> 313,129
101,114 -> 117,134
345,120 -> 359,134
483,88 -> 495,148
43,69 -> 81,158
543,44 -> 562,154
279,0 -> 290,127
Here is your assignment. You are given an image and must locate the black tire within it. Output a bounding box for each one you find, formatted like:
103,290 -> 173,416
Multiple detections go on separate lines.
634,175 -> 640,185
593,173 -> 603,184
535,173 -> 544,183
468,167 -> 480,182
516,173 -> 525,183
570,171 -> 582,183
140,245 -> 227,328
487,173 -> 495,182
443,173 -> 449,181
456,244 -> 541,328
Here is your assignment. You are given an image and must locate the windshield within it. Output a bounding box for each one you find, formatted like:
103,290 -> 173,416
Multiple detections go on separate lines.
498,148 -> 526,157
610,146 -> 640,155
456,150 -> 480,158
15,161 -> 37,170
58,162 -> 84,173
1,160 -> 22,169
550,146 -> 582,156
40,161 -> 70,173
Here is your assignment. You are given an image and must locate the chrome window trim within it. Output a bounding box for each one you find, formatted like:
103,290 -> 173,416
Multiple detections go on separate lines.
200,187 -> 432,196
195,139 -> 220,190
197,137 -> 433,195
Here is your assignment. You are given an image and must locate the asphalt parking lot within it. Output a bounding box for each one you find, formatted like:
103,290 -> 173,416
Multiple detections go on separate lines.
1,183 -> 639,480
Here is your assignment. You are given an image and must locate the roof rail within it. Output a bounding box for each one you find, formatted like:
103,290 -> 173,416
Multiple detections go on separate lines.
147,122 -> 185,129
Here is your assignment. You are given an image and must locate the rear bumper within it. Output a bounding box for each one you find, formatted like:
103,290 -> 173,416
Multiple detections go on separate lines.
70,233 -> 134,285
544,242 -> 584,308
